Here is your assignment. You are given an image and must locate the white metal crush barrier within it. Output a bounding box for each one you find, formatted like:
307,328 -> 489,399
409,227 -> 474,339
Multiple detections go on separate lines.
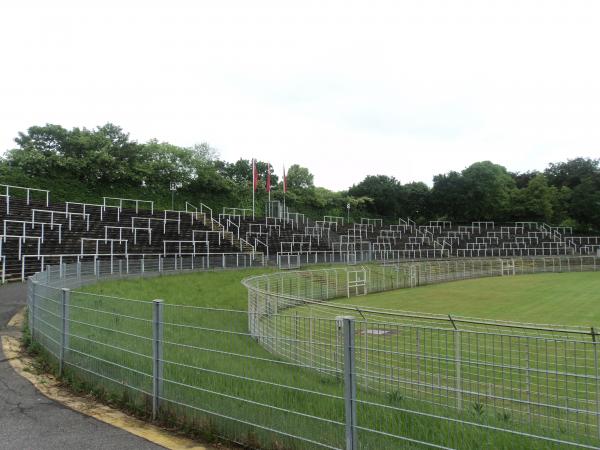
1,184 -> 49,215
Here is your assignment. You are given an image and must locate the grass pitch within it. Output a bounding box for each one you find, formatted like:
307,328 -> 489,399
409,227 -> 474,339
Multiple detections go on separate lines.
333,272 -> 600,327
56,268 -> 600,449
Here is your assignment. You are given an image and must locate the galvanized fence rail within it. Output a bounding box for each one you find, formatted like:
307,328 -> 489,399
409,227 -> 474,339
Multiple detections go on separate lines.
27,256 -> 600,449
244,256 -> 600,448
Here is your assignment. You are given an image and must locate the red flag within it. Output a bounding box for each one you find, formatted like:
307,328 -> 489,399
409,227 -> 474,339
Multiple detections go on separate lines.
283,165 -> 287,193
252,159 -> 258,192
266,163 -> 271,193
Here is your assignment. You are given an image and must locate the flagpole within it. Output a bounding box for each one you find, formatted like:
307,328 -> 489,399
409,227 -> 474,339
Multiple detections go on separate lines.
267,163 -> 271,217
252,159 -> 255,220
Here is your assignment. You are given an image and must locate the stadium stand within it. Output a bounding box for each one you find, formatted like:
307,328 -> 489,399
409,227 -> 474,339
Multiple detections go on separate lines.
2,183 -> 600,281
0,186 -> 258,281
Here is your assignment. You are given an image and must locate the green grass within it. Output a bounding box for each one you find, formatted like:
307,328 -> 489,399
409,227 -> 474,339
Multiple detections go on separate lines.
86,267 -> 272,309
276,269 -> 600,448
333,272 -> 600,327
34,268 -> 600,449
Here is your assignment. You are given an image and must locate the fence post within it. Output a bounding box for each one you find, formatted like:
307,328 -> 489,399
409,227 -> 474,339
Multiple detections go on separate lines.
30,280 -> 37,339
309,316 -> 314,369
152,299 -> 164,421
59,288 -> 70,377
294,312 -> 299,362
592,328 -> 600,440
272,295 -> 278,354
411,327 -> 421,393
455,328 -> 462,410
343,316 -> 357,450
525,340 -> 532,423
364,321 -> 369,390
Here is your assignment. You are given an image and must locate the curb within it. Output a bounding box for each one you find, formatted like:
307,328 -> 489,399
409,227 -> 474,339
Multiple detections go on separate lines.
1,308 -> 214,450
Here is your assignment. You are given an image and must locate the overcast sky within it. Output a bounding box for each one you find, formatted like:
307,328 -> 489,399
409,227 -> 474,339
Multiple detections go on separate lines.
1,1 -> 599,191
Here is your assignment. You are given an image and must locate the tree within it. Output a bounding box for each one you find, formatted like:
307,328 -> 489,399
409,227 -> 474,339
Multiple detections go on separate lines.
8,124 -> 70,178
551,186 -> 572,225
544,158 -> 600,231
461,161 -> 515,221
430,162 -> 516,222
9,123 -> 143,186
511,174 -> 555,222
218,159 -> 278,188
510,170 -> 539,189
191,142 -> 219,162
219,159 -> 252,184
570,177 -> 600,232
348,175 -> 401,217
399,182 -> 430,219
545,158 -> 600,189
285,164 -> 314,191
430,171 -> 467,221
3,122 -> 599,227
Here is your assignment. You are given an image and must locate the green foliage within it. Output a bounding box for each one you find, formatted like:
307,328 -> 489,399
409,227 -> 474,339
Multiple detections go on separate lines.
1,123 -> 598,231
348,176 -> 431,221
349,175 -> 401,218
399,181 -> 430,220
460,161 -> 516,220
570,177 -> 600,232
511,174 -> 555,222
510,170 -> 540,189
285,164 -> 313,190
10,123 -> 143,186
428,159 -> 599,232
545,157 -> 599,189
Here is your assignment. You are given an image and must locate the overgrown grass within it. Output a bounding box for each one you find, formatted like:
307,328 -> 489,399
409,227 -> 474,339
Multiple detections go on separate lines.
274,270 -> 600,448
35,268 -> 600,449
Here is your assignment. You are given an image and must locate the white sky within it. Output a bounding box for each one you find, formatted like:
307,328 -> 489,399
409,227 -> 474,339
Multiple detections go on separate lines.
1,0 -> 599,191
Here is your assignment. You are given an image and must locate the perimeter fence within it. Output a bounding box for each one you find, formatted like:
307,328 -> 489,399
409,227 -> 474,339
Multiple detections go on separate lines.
26,255 -> 600,449
244,256 -> 600,449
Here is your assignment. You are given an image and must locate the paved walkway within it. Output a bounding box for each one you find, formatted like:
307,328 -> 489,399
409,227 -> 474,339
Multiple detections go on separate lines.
0,282 -> 164,450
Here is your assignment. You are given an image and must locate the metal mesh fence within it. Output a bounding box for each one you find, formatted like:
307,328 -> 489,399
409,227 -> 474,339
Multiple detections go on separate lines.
26,256 -> 600,449
244,256 -> 600,448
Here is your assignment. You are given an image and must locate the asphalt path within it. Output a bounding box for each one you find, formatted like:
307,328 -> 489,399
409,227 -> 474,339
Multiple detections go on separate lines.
0,282 -> 164,450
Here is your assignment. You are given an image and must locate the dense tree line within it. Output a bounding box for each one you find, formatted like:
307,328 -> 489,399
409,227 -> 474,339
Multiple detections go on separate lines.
0,123 -> 351,215
349,160 -> 600,232
1,124 -> 598,232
